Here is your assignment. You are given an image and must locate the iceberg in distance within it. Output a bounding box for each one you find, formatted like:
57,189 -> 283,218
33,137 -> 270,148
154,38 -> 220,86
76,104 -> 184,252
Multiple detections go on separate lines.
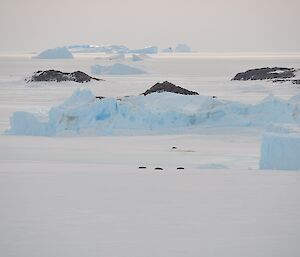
91,63 -> 146,75
35,47 -> 74,59
175,44 -> 191,53
129,46 -> 158,54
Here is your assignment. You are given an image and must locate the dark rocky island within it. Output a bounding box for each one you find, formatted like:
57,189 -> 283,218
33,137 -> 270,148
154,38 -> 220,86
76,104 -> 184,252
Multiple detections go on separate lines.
232,67 -> 297,81
272,79 -> 300,85
26,70 -> 102,83
143,81 -> 199,95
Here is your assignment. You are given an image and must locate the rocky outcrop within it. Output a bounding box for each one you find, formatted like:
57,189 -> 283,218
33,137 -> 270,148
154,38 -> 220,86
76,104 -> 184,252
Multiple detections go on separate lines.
232,67 -> 296,81
26,70 -> 102,83
272,79 -> 300,85
143,81 -> 199,96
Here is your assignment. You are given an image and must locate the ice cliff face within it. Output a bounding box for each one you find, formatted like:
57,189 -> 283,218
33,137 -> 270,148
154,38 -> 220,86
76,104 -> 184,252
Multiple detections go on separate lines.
260,124 -> 300,170
7,90 -> 300,136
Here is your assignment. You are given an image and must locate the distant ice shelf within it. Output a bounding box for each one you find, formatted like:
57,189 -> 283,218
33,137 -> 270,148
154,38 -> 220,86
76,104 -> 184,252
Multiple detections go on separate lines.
66,44 -> 158,54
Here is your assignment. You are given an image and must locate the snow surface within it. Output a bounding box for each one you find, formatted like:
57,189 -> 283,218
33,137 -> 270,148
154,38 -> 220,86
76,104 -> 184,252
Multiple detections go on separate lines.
1,160 -> 299,257
8,89 -> 300,136
91,63 -> 146,75
35,47 -> 74,59
260,124 -> 300,170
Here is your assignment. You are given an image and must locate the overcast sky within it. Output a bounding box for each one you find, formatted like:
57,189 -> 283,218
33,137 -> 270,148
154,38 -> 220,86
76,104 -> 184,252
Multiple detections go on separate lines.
0,0 -> 299,52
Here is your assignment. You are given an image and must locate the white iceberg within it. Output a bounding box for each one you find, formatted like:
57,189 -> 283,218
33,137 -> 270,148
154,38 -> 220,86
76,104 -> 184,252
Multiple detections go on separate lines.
260,124 -> 300,170
91,63 -> 146,75
35,47 -> 74,59
7,89 -> 300,137
175,44 -> 191,53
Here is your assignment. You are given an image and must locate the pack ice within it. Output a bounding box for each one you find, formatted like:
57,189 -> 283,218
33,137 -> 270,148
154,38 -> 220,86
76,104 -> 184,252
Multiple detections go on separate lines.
8,89 -> 300,137
35,47 -> 74,59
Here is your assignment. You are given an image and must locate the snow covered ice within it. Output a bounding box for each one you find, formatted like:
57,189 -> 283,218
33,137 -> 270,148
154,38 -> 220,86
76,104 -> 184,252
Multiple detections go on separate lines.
1,52 -> 300,257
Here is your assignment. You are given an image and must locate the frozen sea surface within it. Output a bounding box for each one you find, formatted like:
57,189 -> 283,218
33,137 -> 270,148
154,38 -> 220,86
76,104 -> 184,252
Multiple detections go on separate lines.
0,52 -> 300,257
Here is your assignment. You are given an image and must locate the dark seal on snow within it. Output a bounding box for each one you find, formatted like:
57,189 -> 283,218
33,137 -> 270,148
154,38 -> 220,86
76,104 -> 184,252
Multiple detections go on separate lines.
26,70 -> 102,83
232,67 -> 296,81
143,81 -> 199,95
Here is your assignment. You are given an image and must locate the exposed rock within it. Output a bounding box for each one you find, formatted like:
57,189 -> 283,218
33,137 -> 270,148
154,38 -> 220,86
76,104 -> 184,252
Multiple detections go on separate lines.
272,79 -> 300,85
143,81 -> 199,96
27,70 -> 102,83
232,67 -> 296,81
293,80 -> 300,85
